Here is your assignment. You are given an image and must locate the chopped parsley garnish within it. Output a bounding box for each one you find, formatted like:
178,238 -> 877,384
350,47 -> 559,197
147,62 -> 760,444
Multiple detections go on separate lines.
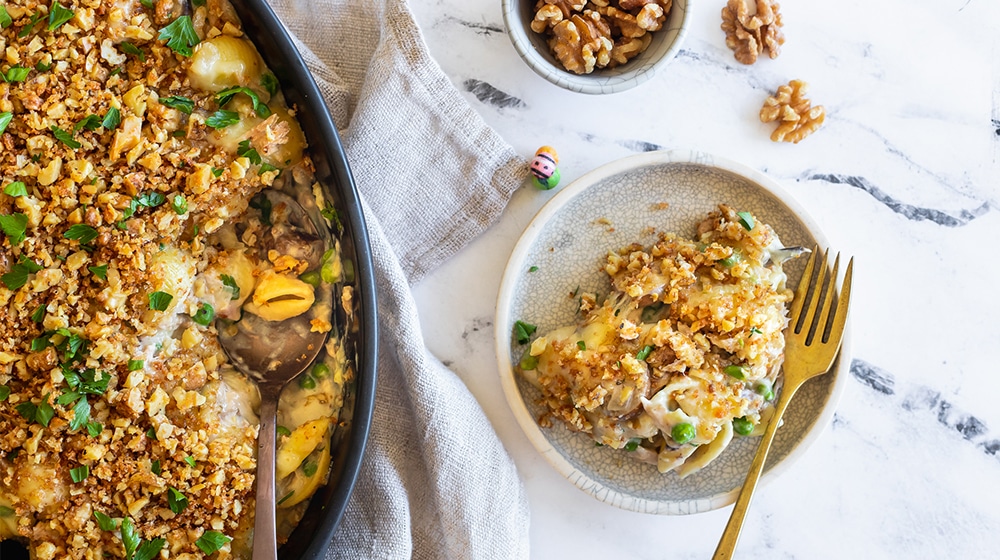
158,95 -> 194,114
74,114 -> 103,132
215,86 -> 270,117
119,41 -> 145,61
512,320 -> 536,345
167,487 -> 188,514
276,425 -> 291,437
749,326 -> 763,336
0,385 -> 10,401
102,107 -> 121,129
195,531 -> 232,555
192,302 -> 214,326
2,66 -> 31,83
576,340 -> 586,351
236,139 -> 262,165
64,223 -> 99,245
184,456 -> 196,468
171,194 -> 187,215
0,505 -> 13,516
121,516 -> 166,560
67,395 -> 91,432
86,421 -> 102,437
0,212 -> 28,244
69,464 -> 89,483
0,7 -> 11,28
249,193 -> 272,225
139,0 -> 154,8
277,491 -> 294,505
623,438 -> 641,451
1,255 -> 42,290
528,265 -> 538,272
0,112 -> 12,135
128,359 -> 144,371
736,211 -> 755,231
259,162 -> 279,175
15,393 -> 54,426
17,11 -> 44,38
35,60 -> 51,71
635,344 -> 654,361
88,264 -> 108,280
148,291 -> 173,311
146,427 -> 157,440
150,460 -> 161,475
135,191 -> 166,208
31,304 -> 45,322
302,458 -> 319,477
260,72 -> 279,97
63,367 -> 109,396
47,1 -> 75,31
205,109 -> 239,129
211,167 -> 224,177
51,125 -> 81,148
4,181 -> 27,197
158,15 -> 199,57
94,511 -> 118,531
220,274 -> 240,300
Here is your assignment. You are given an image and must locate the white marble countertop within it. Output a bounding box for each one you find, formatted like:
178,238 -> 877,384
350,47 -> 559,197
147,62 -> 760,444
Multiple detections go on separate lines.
407,0 -> 1000,557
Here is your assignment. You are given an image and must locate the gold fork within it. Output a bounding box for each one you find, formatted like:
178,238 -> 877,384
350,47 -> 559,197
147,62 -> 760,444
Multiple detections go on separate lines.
712,248 -> 853,560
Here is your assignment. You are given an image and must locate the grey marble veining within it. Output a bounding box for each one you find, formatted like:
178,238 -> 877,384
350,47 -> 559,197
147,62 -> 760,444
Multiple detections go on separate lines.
408,0 -> 1000,557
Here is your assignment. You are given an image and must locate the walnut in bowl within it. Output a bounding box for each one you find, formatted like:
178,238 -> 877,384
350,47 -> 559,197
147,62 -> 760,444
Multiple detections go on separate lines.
503,0 -> 690,94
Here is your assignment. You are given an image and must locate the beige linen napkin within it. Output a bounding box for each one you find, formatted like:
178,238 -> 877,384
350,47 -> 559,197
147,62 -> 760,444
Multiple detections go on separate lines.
266,0 -> 531,557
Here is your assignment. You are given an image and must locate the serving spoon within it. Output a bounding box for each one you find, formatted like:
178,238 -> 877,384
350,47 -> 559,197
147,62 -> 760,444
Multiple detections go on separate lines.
218,192 -> 332,560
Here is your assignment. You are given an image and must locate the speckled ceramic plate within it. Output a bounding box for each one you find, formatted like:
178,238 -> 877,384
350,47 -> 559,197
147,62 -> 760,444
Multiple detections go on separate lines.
495,150 -> 851,514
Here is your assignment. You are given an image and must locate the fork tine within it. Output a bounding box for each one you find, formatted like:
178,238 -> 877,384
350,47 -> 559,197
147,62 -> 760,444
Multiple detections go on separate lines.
790,246 -> 818,331
817,253 -> 840,343
797,248 -> 828,337
824,256 -> 853,348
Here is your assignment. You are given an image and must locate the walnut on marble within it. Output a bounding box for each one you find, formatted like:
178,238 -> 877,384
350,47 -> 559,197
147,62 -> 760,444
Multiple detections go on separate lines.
720,0 -> 784,64
759,79 -> 825,143
531,0 -> 672,74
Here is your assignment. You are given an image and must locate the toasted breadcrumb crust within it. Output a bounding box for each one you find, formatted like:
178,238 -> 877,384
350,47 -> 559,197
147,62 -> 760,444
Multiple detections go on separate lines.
0,1 -> 281,558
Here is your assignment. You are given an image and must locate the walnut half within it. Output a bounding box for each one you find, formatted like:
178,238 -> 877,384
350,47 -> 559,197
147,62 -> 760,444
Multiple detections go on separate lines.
759,79 -> 825,143
720,0 -> 784,65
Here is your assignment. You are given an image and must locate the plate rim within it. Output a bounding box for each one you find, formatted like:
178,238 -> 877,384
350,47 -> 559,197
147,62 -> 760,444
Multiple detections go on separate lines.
494,149 -> 851,514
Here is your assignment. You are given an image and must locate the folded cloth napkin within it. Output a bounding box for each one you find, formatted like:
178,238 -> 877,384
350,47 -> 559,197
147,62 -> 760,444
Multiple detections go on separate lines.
267,0 -> 531,558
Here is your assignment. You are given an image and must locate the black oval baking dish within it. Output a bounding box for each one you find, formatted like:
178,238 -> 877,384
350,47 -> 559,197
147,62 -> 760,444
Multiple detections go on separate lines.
0,1 -> 377,558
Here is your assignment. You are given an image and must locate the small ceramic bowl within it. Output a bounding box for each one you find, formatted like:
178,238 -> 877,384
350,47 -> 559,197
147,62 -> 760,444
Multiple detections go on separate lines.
502,0 -> 691,94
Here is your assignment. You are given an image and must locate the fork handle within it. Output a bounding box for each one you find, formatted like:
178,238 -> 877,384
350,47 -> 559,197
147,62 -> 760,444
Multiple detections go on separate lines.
712,384 -> 798,560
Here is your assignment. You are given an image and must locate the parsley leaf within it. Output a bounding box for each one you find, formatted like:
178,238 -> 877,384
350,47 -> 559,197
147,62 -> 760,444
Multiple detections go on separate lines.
135,191 -> 166,208
167,487 -> 188,514
35,60 -> 51,72
0,212 -> 28,245
68,396 -> 91,432
120,517 -> 140,559
158,95 -> 194,114
86,421 -> 102,437
171,194 -> 187,215
5,181 -> 27,197
94,511 -> 118,531
236,139 -> 261,165
0,112 -> 12,135
260,73 -> 279,97
18,11 -> 44,38
128,359 -> 144,371
192,0 -> 207,6
31,304 -> 45,322
512,320 -> 536,345
0,7 -> 11,29
140,0 -> 154,8
158,15 -> 199,57
47,1 -> 75,31
16,393 -> 54,427
69,464 -> 89,483
1,255 -> 41,290
195,531 -> 231,555
736,211 -> 755,231
150,459 -> 161,475
88,264 -> 108,280
183,456 -> 196,468
0,385 -> 9,401
148,291 -> 173,311
74,114 -> 103,132
134,538 -> 166,560
215,86 -> 270,117
51,125 -> 81,148
192,302 -> 214,326
119,41 -> 145,61
220,274 -> 240,300
64,224 -> 99,245
636,345 -> 654,361
2,66 -> 31,83
102,107 -> 121,129
205,109 -> 239,129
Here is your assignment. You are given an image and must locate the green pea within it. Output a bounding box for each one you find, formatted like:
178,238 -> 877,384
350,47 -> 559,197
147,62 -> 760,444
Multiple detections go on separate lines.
519,350 -> 538,371
299,270 -> 321,287
302,459 -> 318,477
754,380 -> 774,401
724,365 -> 746,380
277,425 -> 291,437
299,374 -> 316,390
732,416 -> 754,436
311,362 -> 331,379
671,423 -> 696,445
